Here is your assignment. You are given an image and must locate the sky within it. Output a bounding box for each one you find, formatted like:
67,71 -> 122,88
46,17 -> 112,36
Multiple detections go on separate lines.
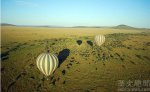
1,0 -> 150,28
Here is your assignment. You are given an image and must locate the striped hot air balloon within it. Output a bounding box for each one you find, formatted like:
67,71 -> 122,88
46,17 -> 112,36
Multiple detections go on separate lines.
36,52 -> 59,76
94,35 -> 105,46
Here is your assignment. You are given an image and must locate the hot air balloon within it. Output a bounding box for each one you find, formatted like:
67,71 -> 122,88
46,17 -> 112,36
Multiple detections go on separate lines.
94,35 -> 105,46
36,50 -> 59,77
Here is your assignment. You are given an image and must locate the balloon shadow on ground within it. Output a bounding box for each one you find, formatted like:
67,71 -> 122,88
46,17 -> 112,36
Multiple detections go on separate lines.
87,40 -> 93,46
58,49 -> 70,67
76,40 -> 82,45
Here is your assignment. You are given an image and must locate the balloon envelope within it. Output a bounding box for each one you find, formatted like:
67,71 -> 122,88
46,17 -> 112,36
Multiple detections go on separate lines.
36,53 -> 59,76
94,35 -> 105,46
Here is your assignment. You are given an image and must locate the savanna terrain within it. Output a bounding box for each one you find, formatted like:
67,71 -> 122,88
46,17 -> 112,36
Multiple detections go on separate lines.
1,26 -> 150,92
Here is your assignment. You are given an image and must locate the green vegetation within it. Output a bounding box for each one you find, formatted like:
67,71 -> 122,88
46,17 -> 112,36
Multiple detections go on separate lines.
1,26 -> 150,92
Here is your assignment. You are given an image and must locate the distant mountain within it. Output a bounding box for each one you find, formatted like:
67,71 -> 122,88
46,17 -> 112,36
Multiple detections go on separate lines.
72,26 -> 102,28
73,25 -> 138,29
1,23 -> 65,28
113,24 -> 135,29
1,23 -> 149,30
1,23 -> 16,26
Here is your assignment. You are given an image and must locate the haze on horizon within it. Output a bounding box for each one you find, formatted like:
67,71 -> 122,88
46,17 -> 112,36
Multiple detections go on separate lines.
1,0 -> 150,28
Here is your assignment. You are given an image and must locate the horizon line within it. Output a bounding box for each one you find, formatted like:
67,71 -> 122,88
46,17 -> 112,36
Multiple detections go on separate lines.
1,23 -> 150,29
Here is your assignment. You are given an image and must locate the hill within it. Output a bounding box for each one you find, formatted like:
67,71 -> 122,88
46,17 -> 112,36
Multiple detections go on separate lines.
1,23 -> 16,26
113,24 -> 135,29
1,23 -> 149,30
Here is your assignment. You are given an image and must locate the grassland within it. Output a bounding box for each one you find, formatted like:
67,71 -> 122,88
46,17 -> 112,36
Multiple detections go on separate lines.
1,26 -> 150,92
